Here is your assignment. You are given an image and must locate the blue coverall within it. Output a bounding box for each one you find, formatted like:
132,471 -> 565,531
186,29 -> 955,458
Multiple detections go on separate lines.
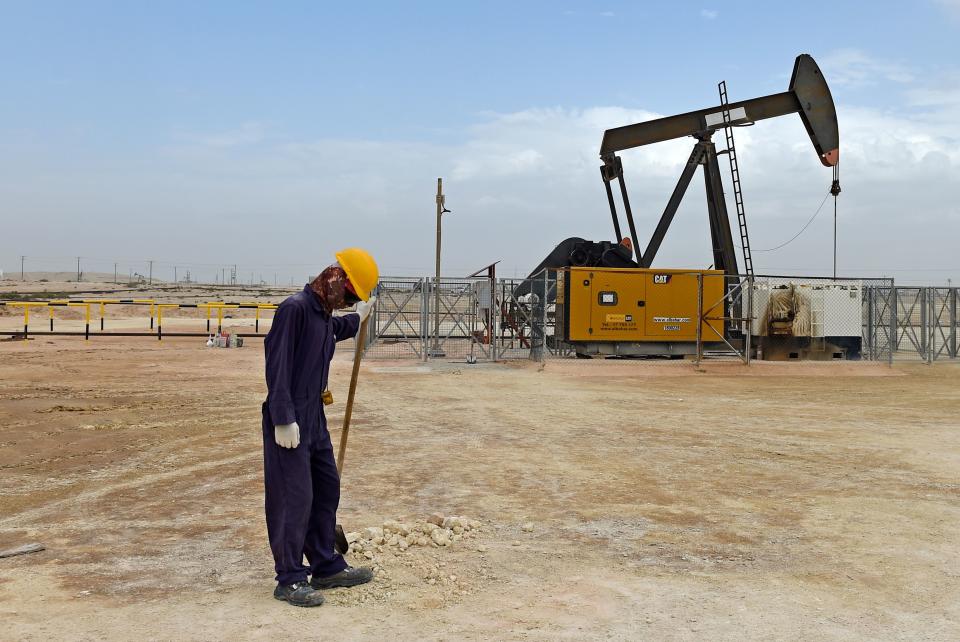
262,284 -> 360,585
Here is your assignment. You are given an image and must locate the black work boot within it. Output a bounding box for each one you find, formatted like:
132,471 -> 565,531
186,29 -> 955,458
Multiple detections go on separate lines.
273,580 -> 325,607
310,566 -> 374,590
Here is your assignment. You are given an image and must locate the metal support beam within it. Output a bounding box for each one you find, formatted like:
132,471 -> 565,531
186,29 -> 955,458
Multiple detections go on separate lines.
701,141 -> 740,275
601,167 -> 623,243
611,157 -> 642,260
641,143 -> 704,267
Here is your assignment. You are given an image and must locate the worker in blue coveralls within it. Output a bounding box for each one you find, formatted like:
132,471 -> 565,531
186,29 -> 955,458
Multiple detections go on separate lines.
263,248 -> 379,607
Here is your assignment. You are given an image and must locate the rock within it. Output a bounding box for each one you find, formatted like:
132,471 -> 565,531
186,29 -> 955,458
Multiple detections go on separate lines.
382,520 -> 399,533
431,529 -> 451,546
476,545 -> 488,553
363,527 -> 384,540
398,539 -> 409,551
427,512 -> 445,527
449,575 -> 457,582
452,525 -> 464,535
452,534 -> 462,542
417,536 -> 429,547
444,516 -> 466,530
469,520 -> 481,530
521,522 -> 534,533
422,522 -> 440,533
387,534 -> 400,546
363,551 -> 374,560
346,531 -> 361,544
397,523 -> 411,536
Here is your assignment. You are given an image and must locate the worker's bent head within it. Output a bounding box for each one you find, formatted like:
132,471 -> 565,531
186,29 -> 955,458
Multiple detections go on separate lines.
335,248 -> 379,302
309,248 -> 379,314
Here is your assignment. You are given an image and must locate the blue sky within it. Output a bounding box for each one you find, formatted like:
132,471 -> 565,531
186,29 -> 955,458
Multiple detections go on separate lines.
1,1 -> 959,282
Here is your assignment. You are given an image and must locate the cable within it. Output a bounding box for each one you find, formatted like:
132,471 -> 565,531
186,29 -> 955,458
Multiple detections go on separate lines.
753,192 -> 831,253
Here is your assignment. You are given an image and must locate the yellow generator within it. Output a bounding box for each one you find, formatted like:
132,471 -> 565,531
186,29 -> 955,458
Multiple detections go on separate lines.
560,267 -> 726,357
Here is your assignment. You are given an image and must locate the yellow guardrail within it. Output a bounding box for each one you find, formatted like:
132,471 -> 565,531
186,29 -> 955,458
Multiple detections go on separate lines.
1,298 -> 278,341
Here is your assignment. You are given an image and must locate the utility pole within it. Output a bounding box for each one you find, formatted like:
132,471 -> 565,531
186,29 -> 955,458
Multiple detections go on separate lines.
174,266 -> 178,284
20,255 -> 25,280
114,262 -> 117,284
76,256 -> 81,282
429,178 -> 451,357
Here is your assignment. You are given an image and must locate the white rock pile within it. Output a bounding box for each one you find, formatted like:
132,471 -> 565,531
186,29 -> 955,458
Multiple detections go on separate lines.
346,513 -> 481,559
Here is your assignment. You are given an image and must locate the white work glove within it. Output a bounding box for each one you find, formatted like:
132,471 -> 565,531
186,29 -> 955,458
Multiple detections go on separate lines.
355,296 -> 377,323
275,422 -> 300,449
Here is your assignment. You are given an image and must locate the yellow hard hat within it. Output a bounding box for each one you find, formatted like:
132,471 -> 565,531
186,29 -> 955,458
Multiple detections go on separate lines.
335,247 -> 379,301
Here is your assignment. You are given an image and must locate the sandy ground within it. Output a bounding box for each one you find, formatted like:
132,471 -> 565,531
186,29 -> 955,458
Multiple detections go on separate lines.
1,334 -> 959,641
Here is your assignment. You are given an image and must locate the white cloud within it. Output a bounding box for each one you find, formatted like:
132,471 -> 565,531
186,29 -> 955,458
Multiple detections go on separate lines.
600,11 -> 615,17
700,9 -> 718,19
820,48 -> 914,87
2,54 -> 959,283
175,90 -> 957,279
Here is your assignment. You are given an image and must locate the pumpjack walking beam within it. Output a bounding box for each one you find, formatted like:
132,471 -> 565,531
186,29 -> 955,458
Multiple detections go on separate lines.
599,54 -> 839,275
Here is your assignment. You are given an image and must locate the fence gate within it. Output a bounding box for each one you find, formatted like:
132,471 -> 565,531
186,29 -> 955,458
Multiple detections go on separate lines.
862,282 -> 896,363
424,277 -> 492,360
365,277 -> 427,359
927,288 -> 957,361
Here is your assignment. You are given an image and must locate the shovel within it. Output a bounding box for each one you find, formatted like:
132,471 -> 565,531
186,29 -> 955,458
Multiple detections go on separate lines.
334,315 -> 370,555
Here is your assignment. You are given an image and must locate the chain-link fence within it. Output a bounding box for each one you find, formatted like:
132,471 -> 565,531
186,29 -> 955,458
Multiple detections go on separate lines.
890,287 -> 959,362
361,272 -> 903,364
363,277 -> 428,359
747,275 -> 893,362
363,276 -> 495,360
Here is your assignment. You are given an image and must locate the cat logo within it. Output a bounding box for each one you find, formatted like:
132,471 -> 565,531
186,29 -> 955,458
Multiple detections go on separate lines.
653,274 -> 671,284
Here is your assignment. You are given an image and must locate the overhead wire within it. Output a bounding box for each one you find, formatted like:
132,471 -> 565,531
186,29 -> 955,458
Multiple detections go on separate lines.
752,192 -> 831,253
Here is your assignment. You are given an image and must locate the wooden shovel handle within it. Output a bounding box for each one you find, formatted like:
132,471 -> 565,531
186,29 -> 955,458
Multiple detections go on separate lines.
337,316 -> 369,476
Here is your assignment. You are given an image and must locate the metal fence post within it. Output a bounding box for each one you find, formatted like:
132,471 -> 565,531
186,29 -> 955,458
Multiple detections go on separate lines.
947,288 -> 957,359
489,276 -> 496,362
535,270 -> 547,363
492,279 -> 501,361
920,287 -> 930,363
421,278 -> 429,361
889,285 -> 897,364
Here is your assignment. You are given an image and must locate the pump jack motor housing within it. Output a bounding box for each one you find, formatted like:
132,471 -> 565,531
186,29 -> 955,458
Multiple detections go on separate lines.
516,53 -> 839,357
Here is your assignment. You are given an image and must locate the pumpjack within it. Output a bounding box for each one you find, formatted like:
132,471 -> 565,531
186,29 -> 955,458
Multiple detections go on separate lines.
515,54 -> 839,357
